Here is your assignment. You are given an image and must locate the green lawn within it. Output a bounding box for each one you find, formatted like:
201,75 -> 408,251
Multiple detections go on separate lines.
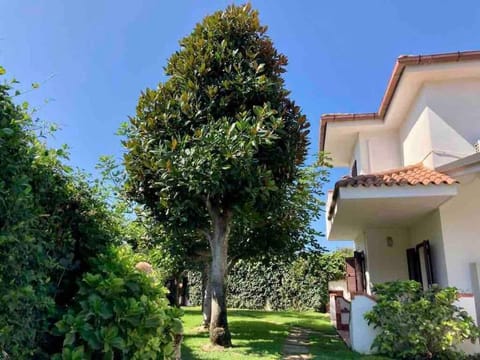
181,307 -> 388,359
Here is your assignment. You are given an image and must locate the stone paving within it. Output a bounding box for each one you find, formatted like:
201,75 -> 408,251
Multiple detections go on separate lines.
282,326 -> 313,360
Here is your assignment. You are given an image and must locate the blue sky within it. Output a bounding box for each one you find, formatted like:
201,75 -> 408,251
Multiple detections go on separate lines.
2,0 -> 480,250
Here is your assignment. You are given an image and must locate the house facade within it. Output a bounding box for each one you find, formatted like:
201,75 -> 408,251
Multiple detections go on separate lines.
323,51 -> 480,354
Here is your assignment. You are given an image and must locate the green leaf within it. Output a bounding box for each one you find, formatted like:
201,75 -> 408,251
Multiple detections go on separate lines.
110,336 -> 126,350
171,318 -> 183,334
1,128 -> 14,136
0,66 -> 5,75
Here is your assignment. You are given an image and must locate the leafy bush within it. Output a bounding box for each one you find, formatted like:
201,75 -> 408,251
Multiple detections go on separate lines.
54,246 -> 183,359
0,75 -> 120,358
0,70 -> 181,359
365,281 -> 480,359
188,251 -> 346,311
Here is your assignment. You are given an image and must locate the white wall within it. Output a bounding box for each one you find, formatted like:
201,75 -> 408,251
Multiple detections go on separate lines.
400,80 -> 480,169
328,280 -> 350,300
400,91 -> 434,167
409,210 -> 448,287
350,131 -> 402,174
427,80 -> 480,167
365,228 -> 410,286
363,131 -> 402,173
349,295 -> 379,354
354,232 -> 372,294
440,175 -> 480,292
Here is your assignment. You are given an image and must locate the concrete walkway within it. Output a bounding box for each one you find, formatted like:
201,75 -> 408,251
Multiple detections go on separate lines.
282,327 -> 313,360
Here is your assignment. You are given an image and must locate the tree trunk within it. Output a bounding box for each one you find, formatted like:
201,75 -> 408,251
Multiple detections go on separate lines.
201,262 -> 212,328
206,202 -> 232,347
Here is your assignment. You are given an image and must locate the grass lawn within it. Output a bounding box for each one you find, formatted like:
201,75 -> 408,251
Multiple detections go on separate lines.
181,307 -> 388,359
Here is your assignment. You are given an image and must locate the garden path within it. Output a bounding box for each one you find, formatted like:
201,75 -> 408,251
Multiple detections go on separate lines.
282,326 -> 314,359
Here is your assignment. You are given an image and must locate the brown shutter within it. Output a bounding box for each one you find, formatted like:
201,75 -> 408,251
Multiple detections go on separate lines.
346,252 -> 366,293
346,257 -> 357,292
419,240 -> 434,286
406,248 -> 422,283
407,240 -> 434,287
354,251 -> 366,293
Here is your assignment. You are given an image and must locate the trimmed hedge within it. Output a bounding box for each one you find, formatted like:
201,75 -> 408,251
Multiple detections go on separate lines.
188,252 -> 346,311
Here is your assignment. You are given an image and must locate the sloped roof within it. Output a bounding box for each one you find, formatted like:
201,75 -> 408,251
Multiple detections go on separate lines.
320,50 -> 480,151
328,164 -> 457,220
336,163 -> 457,188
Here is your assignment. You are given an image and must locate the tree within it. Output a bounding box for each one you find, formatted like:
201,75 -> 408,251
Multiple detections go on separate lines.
124,4 -> 309,346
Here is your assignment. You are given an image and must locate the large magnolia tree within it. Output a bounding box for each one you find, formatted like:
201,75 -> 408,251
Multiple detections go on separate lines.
124,4 -> 309,346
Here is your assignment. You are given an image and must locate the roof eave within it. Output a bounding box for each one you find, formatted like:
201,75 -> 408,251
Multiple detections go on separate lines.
320,50 -> 480,152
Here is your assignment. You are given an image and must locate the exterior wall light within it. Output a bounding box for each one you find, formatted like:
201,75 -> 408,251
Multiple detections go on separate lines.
386,236 -> 394,247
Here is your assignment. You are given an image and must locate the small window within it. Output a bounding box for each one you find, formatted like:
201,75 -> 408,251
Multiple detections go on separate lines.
351,160 -> 358,177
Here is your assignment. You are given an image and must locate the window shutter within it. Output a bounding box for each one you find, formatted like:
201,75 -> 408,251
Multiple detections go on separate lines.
406,248 -> 422,283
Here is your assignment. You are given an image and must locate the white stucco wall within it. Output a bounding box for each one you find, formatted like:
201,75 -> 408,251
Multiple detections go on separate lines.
354,232 -> 372,294
350,131 -> 402,174
328,280 -> 350,300
440,176 -> 480,293
363,131 -> 402,173
400,80 -> 480,169
349,295 -> 379,354
400,90 -> 434,167
351,136 -> 364,174
427,80 -> 480,167
409,210 -> 448,287
364,228 -> 410,286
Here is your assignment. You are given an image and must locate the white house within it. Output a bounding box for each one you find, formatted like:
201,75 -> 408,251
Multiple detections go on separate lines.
322,50 -> 480,354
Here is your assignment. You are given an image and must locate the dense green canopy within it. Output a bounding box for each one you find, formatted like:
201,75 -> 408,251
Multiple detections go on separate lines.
124,4 -> 310,346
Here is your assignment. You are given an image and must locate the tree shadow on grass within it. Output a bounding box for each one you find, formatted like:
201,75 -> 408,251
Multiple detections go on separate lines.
181,308 -> 342,359
182,319 -> 288,359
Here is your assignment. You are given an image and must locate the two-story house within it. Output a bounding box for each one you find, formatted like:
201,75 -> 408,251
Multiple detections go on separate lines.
323,50 -> 480,354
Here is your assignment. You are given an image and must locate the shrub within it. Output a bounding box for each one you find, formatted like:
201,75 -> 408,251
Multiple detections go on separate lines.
54,246 -> 183,359
365,281 -> 480,359
0,76 -> 118,358
0,70 -> 179,358
188,251 -> 345,311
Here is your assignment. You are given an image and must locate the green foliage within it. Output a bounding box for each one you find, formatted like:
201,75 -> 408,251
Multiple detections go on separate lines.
0,76 -> 119,358
123,5 -> 311,343
229,159 -> 330,262
54,246 -> 183,360
95,154 -> 206,281
365,281 -> 480,359
188,251 -> 346,311
0,70 -> 181,358
123,3 -> 309,234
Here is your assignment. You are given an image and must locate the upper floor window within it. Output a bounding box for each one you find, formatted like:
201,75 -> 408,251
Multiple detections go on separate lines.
351,160 -> 358,177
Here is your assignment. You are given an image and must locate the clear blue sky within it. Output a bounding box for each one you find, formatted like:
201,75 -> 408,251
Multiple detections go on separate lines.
2,0 -> 480,250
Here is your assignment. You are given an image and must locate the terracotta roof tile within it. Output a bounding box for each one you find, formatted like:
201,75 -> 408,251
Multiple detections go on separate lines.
328,164 -> 457,220
335,163 -> 457,189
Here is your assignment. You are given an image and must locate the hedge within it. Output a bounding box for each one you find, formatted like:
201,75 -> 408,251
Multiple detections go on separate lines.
188,251 -> 346,312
